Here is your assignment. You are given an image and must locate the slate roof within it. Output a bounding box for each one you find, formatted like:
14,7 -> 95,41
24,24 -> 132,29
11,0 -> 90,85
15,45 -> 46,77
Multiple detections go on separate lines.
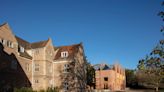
15,36 -> 31,49
30,40 -> 49,49
54,43 -> 82,60
93,64 -> 113,70
15,36 -> 32,60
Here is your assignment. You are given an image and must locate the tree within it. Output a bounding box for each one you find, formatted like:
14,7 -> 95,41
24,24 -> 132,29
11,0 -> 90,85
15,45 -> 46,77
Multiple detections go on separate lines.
59,56 -> 87,92
137,55 -> 163,91
125,69 -> 138,88
137,2 -> 164,91
86,62 -> 95,90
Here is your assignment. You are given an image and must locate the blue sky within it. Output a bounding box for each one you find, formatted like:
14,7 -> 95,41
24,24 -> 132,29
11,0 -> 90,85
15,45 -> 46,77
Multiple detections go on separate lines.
0,0 -> 163,69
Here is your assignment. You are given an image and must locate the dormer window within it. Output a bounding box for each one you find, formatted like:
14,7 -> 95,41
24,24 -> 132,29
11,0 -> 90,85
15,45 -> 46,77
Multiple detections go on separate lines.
7,41 -> 12,48
20,46 -> 24,52
2,39 -> 6,45
10,42 -> 14,48
18,46 -> 25,53
61,51 -> 68,58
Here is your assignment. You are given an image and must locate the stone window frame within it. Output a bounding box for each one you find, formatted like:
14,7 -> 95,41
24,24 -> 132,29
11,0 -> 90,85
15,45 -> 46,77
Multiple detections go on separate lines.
7,40 -> 13,48
61,51 -> 69,58
18,45 -> 25,53
64,81 -> 69,91
63,64 -> 69,73
2,39 -> 6,45
34,79 -> 39,84
20,46 -> 25,52
25,63 -> 30,72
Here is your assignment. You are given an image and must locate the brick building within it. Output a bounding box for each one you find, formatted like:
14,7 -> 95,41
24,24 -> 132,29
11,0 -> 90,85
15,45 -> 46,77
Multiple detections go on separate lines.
94,63 -> 126,91
0,23 -> 87,91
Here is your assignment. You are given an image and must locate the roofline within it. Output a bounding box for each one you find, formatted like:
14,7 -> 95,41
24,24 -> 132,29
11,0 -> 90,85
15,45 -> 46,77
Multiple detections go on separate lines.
0,22 -> 8,27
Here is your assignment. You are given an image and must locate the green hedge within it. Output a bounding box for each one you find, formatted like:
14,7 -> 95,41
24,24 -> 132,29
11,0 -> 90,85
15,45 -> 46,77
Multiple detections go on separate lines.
14,87 -> 59,92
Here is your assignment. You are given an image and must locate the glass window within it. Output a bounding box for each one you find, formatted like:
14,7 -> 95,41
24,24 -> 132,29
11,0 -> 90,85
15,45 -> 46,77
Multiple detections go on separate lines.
64,82 -> 69,91
104,77 -> 108,81
18,46 -> 25,53
64,64 -> 69,73
25,63 -> 30,71
35,79 -> 39,83
2,39 -> 6,45
61,51 -> 68,58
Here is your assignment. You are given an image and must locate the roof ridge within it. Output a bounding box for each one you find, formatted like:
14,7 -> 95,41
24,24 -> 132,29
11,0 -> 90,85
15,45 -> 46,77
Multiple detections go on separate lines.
31,39 -> 48,44
30,39 -> 49,49
57,43 -> 81,48
0,22 -> 8,28
15,35 -> 30,44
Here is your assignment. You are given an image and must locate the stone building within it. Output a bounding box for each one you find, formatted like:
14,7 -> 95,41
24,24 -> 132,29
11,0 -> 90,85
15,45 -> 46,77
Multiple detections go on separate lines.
94,63 -> 126,91
0,23 -> 87,91
53,44 -> 87,92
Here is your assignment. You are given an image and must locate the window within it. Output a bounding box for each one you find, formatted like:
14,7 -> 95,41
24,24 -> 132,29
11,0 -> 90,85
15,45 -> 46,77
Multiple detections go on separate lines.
6,41 -> 14,48
18,46 -> 25,53
104,84 -> 108,89
10,42 -> 14,48
7,41 -> 10,47
35,64 -> 39,71
104,77 -> 108,81
61,51 -> 68,58
2,39 -> 6,45
64,64 -> 69,73
25,63 -> 30,71
11,60 -> 17,70
35,79 -> 39,83
64,82 -> 69,91
20,46 -> 24,52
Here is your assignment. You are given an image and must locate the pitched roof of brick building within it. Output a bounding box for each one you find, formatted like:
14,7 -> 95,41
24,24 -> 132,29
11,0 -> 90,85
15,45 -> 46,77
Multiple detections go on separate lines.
94,64 -> 113,70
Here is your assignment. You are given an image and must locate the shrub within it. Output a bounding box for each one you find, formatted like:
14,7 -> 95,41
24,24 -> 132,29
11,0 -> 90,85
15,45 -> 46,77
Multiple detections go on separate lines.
14,87 -> 35,92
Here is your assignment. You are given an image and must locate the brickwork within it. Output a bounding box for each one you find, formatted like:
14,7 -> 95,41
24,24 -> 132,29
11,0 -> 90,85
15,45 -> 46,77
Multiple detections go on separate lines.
95,64 -> 126,91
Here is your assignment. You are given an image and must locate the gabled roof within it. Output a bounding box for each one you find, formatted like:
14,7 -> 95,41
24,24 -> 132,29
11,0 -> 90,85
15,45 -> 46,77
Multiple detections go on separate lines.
93,64 -> 113,70
30,39 -> 49,49
15,36 -> 32,60
0,22 -> 8,27
0,23 -> 17,42
15,36 -> 31,49
54,43 -> 82,60
19,51 -> 32,60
